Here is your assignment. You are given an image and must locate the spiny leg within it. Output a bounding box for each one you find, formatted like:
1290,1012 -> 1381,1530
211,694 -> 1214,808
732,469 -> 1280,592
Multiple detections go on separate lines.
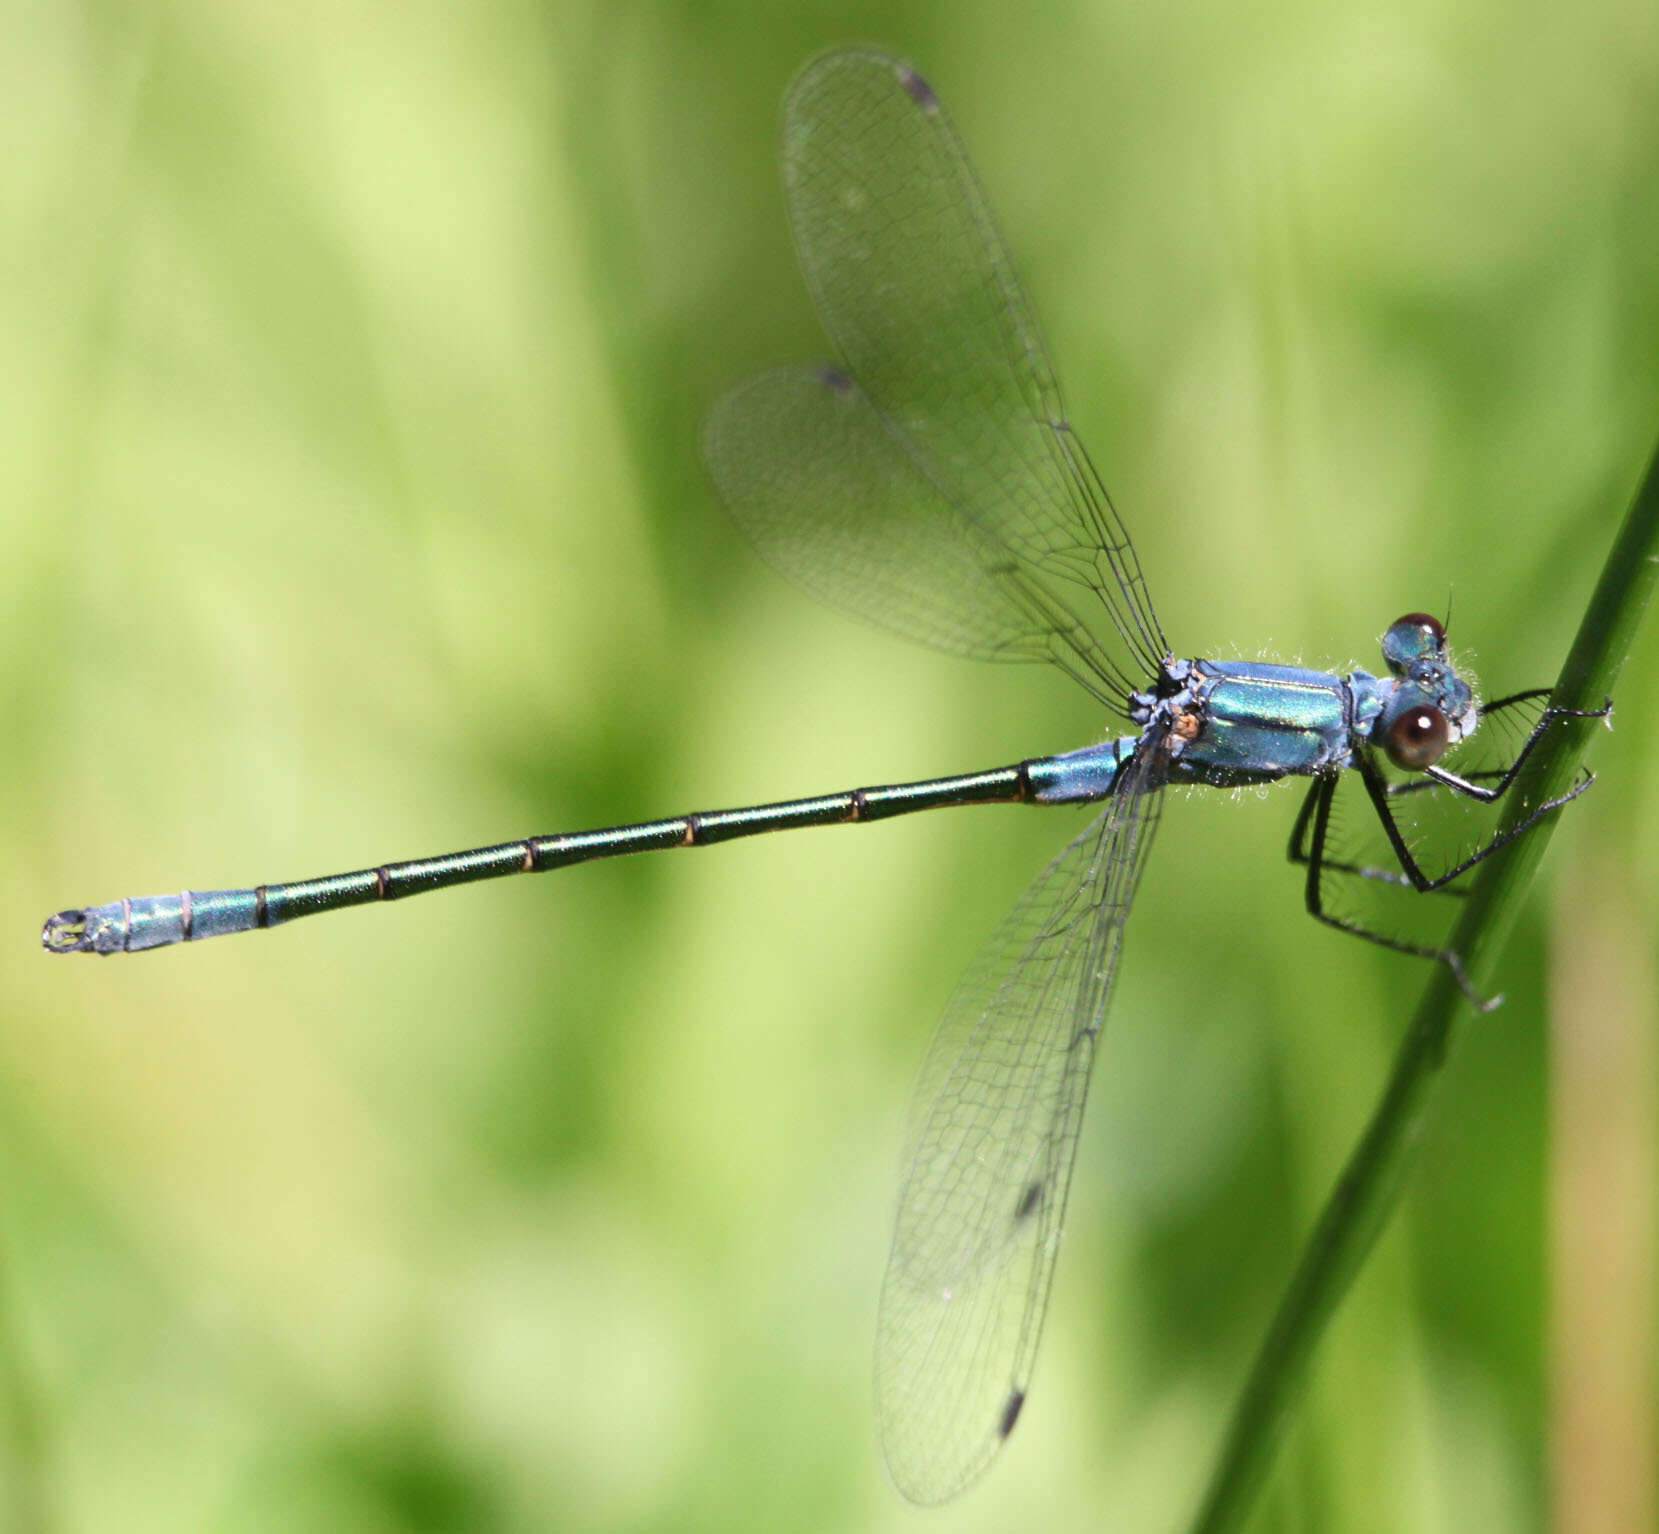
1321,689 -> 1608,897
1293,692 -> 1609,983
1287,775 -> 1461,894
1378,690 -> 1579,805
1357,748 -> 1596,895
1283,689 -> 1582,870
1420,695 -> 1610,804
1299,772 -> 1497,1009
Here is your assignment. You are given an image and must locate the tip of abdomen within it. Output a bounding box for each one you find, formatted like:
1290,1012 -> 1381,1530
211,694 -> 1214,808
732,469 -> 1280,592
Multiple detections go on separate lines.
41,907 -> 95,953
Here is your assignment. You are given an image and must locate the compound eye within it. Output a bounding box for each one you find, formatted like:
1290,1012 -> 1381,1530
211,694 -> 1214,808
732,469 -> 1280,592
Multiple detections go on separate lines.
1393,612 -> 1446,646
1385,704 -> 1450,769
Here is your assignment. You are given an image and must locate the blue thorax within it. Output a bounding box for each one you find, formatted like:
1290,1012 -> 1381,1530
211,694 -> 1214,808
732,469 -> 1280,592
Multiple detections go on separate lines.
1033,614 -> 1476,803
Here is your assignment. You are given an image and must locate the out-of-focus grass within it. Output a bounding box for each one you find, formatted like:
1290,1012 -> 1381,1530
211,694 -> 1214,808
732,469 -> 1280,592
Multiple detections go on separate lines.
4,4 -> 1656,1531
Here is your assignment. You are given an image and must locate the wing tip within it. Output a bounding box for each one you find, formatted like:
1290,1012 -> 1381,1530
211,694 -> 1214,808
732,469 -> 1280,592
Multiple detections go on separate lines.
998,1387 -> 1026,1439
787,46 -> 939,119
899,65 -> 939,112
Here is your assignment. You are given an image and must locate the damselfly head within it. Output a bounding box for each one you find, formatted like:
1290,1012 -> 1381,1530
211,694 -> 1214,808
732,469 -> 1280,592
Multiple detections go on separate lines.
1373,613 -> 1480,768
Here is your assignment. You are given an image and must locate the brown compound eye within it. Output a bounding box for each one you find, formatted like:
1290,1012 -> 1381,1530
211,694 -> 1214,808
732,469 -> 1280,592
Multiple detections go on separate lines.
1385,704 -> 1450,769
1394,611 -> 1446,645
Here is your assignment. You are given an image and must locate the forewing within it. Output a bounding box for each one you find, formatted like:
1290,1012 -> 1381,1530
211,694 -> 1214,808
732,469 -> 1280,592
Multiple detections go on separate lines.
875,768 -> 1163,1503
781,47 -> 1166,690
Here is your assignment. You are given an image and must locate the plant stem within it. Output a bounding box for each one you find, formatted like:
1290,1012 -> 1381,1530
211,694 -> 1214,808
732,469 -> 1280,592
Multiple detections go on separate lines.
1188,438 -> 1659,1534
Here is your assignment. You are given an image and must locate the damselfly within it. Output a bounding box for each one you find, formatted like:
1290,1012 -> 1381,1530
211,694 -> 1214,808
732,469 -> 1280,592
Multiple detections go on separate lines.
42,47 -> 1604,1503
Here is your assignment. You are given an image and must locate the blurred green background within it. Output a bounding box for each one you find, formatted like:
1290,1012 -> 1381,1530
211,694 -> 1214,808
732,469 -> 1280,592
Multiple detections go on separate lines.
5,2 -> 1658,1530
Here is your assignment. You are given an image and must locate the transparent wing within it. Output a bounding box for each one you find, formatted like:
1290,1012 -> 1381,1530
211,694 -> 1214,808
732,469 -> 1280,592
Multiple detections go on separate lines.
704,363 -> 1130,706
780,47 -> 1167,697
875,760 -> 1163,1503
